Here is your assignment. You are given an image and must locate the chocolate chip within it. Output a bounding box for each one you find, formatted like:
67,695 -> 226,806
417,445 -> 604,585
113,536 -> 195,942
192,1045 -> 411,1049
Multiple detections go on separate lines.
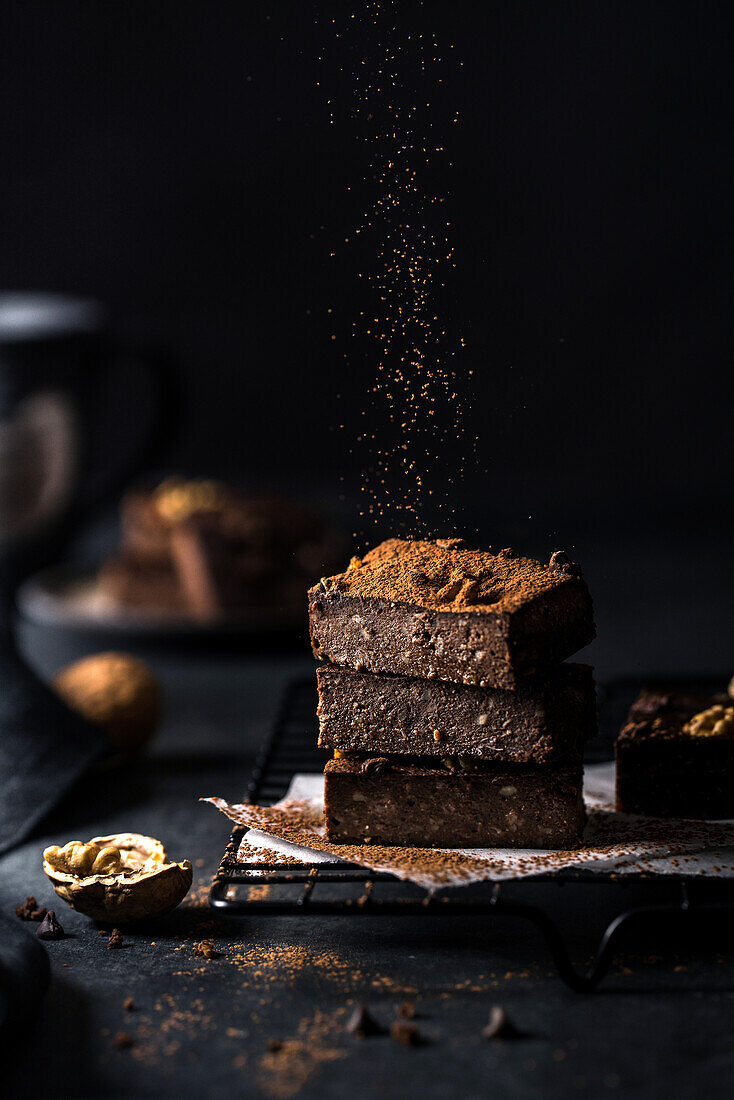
36,910 -> 65,940
114,1031 -> 133,1050
549,549 -> 571,567
482,1006 -> 520,1039
346,1004 -> 383,1038
396,1001 -> 416,1019
124,997 -> 135,1012
390,1020 -> 420,1046
361,757 -> 391,775
549,550 -> 582,576
267,1038 -> 283,1052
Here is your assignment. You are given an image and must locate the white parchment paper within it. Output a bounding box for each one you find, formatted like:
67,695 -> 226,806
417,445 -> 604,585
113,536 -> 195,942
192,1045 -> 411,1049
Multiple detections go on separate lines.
205,763 -> 734,890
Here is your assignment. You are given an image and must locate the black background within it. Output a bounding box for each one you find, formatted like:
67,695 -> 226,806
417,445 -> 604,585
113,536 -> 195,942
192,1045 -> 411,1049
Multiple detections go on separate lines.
1,0 -> 733,667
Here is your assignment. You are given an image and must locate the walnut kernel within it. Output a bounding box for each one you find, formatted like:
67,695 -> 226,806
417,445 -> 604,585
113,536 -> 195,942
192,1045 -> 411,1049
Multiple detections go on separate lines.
43,833 -> 192,924
683,705 -> 734,738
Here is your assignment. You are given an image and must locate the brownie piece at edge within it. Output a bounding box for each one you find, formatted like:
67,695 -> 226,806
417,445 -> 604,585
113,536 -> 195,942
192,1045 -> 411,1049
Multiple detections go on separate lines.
615,689 -> 734,818
98,555 -> 185,613
309,538 -> 595,690
317,663 -> 596,764
169,515 -> 241,621
324,758 -> 585,850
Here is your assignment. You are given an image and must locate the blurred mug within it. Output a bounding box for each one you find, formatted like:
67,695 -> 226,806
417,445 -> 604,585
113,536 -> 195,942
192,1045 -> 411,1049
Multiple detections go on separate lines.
0,292 -> 178,582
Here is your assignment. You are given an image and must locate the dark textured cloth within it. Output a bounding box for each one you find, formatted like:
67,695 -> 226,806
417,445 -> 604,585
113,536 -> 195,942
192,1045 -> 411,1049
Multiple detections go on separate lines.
0,644 -> 102,855
0,913 -> 50,1045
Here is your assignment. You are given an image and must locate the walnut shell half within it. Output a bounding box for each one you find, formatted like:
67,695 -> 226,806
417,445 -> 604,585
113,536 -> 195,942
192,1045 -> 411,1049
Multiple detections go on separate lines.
43,833 -> 192,924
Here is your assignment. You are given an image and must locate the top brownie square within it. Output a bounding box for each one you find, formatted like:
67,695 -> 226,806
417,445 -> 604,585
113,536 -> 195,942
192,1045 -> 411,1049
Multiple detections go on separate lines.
308,537 -> 595,689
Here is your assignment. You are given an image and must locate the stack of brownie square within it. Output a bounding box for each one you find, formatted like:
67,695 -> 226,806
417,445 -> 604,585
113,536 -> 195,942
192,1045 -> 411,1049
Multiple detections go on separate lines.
308,537 -> 597,850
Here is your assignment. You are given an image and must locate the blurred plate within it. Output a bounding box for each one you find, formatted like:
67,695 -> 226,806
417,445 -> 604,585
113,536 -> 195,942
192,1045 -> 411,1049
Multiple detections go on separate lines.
16,565 -> 306,644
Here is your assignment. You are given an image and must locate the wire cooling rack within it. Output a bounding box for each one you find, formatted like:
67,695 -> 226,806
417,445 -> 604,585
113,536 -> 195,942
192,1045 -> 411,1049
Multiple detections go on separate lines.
210,676 -> 734,991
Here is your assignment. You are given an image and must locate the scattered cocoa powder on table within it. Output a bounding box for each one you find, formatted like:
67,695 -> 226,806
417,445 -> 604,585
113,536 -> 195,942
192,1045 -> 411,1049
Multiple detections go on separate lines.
256,1008 -> 347,1100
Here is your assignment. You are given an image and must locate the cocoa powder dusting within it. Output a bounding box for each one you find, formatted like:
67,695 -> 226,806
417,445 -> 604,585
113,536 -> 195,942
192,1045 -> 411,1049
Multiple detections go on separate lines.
256,1009 -> 347,1099
207,797 -> 499,886
316,538 -> 578,614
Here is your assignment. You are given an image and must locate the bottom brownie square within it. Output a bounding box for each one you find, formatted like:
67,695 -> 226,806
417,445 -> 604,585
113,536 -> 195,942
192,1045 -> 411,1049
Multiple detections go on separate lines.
324,757 -> 585,849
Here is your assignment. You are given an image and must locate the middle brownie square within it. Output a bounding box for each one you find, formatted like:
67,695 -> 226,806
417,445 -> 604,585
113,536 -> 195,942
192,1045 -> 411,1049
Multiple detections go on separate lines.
317,663 -> 596,765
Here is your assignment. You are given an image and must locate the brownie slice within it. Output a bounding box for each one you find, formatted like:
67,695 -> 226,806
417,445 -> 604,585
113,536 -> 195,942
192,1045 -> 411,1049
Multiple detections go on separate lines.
309,538 -> 595,690
317,663 -> 596,764
168,514 -> 253,621
101,479 -> 345,617
324,757 -> 585,849
98,555 -> 186,614
615,689 -> 734,818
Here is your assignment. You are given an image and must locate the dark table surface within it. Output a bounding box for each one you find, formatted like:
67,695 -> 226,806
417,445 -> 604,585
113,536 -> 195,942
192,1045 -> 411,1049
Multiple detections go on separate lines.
2,619 -> 734,1100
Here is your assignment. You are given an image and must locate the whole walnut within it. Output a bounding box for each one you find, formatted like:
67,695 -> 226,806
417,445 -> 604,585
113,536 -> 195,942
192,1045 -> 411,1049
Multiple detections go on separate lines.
53,652 -> 161,752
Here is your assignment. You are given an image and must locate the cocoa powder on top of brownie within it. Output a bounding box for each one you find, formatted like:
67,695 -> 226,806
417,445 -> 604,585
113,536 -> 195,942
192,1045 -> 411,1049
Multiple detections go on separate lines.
316,538 -> 582,614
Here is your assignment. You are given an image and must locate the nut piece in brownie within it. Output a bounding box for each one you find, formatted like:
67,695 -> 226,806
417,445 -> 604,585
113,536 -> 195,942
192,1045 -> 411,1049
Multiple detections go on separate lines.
317,663 -> 596,764
615,686 -> 734,818
309,538 -> 595,690
324,756 -> 585,849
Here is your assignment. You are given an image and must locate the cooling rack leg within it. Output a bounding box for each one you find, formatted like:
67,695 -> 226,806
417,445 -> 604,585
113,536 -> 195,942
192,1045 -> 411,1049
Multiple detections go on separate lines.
489,898 -> 599,992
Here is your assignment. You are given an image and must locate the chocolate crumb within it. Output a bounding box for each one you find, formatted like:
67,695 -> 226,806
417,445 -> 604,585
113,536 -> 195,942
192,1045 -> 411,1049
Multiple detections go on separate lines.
390,1020 -> 420,1046
36,910 -> 65,941
15,897 -> 47,922
108,928 -> 123,950
98,929 -> 108,937
396,1001 -> 416,1020
361,757 -> 391,775
482,1006 -> 520,1039
114,1031 -> 133,1050
267,1038 -> 283,1052
346,1005 -> 383,1038
193,939 -> 217,959
124,997 -> 135,1012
